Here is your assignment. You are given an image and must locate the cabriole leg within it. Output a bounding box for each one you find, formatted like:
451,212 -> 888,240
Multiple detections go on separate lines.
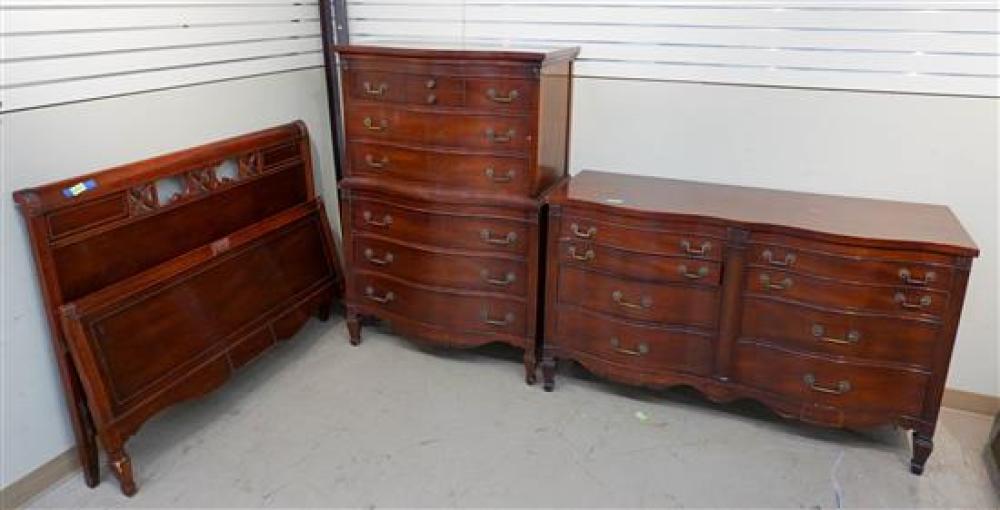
107,443 -> 137,497
523,349 -> 537,386
911,430 -> 934,475
346,307 -> 362,346
541,354 -> 557,392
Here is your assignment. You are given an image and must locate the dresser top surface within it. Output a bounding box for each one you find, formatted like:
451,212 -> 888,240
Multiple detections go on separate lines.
549,170 -> 978,255
334,41 -> 580,63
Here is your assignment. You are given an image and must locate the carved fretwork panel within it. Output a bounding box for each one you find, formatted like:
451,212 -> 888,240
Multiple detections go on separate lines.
238,151 -> 263,179
127,183 -> 157,216
185,167 -> 220,196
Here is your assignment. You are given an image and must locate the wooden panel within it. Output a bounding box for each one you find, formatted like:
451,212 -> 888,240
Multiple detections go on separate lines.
559,214 -> 725,260
558,240 -> 722,286
344,104 -> 535,151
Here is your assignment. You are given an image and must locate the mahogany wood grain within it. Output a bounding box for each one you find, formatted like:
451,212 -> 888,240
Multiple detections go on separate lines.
345,104 -> 534,151
543,170 -> 978,475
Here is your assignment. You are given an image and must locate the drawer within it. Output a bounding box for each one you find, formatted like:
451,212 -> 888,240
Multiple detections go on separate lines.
353,234 -> 527,296
741,298 -> 940,368
560,215 -> 724,261
733,341 -> 928,416
344,70 -> 537,111
555,305 -> 713,376
748,242 -> 954,291
345,104 -> 534,152
745,268 -> 947,318
353,273 -> 526,337
557,265 -> 719,328
559,241 -> 721,286
347,142 -> 531,196
350,198 -> 528,255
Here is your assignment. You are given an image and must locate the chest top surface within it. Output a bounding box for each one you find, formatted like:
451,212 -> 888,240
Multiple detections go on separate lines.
334,41 -> 580,64
547,170 -> 978,256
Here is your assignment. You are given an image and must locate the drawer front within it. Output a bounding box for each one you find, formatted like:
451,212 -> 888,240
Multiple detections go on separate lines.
346,104 -> 534,151
353,273 -> 526,337
345,70 -> 536,110
559,240 -> 721,286
560,215 -> 724,261
748,242 -> 954,291
734,341 -> 928,416
354,234 -> 527,296
557,266 -> 719,328
741,298 -> 940,368
347,142 -> 531,195
745,268 -> 947,318
555,305 -> 713,376
351,198 -> 528,255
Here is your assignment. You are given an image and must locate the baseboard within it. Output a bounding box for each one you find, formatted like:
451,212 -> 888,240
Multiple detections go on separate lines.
0,448 -> 77,509
942,388 -> 1000,416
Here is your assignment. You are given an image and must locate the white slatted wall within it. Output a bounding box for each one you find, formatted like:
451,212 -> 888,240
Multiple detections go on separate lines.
347,0 -> 1000,96
0,0 -> 329,112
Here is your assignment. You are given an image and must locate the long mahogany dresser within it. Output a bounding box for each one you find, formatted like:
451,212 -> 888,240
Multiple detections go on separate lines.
542,170 -> 978,474
335,44 -> 577,383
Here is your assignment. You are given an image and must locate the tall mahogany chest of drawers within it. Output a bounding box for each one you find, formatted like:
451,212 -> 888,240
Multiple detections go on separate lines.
543,171 -> 978,474
335,44 -> 578,383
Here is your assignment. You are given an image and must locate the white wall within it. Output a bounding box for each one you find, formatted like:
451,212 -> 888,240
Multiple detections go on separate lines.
570,77 -> 999,397
0,68 -> 338,488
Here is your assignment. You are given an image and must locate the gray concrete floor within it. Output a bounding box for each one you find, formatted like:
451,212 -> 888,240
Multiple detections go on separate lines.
28,317 -> 1000,508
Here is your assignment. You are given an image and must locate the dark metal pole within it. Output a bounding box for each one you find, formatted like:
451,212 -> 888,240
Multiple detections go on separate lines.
319,0 -> 349,182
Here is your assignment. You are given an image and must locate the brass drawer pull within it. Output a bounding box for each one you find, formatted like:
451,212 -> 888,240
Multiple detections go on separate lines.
486,88 -> 520,103
570,223 -> 597,239
365,154 -> 389,169
363,286 -> 395,304
811,324 -> 860,345
612,290 -> 652,309
485,128 -> 516,143
485,167 -> 515,183
680,239 -> 711,256
803,373 -> 851,395
363,117 -> 388,132
425,78 -> 436,89
480,229 -> 517,246
762,249 -> 796,267
481,269 -> 516,286
760,273 -> 793,291
678,264 -> 709,280
363,248 -> 394,266
363,81 -> 388,97
895,293 -> 932,310
609,336 -> 649,356
426,94 -> 437,105
899,268 -> 936,286
482,310 -> 516,327
568,245 -> 595,261
362,211 -> 392,227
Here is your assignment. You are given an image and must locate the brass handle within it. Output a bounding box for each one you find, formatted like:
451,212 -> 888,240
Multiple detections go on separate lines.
803,373 -> 851,395
485,167 -> 515,183
760,273 -> 793,291
570,223 -> 597,239
485,128 -> 516,143
426,94 -> 437,105
425,78 -> 436,89
363,81 -> 387,96
364,286 -> 395,304
567,245 -> 595,261
762,249 -> 796,267
480,229 -> 517,246
365,154 -> 389,169
486,88 -> 520,103
811,324 -> 860,345
609,336 -> 649,356
363,117 -> 388,132
678,264 -> 709,280
895,292 -> 932,310
899,268 -> 936,286
481,269 -> 516,286
612,290 -> 652,310
680,239 -> 711,256
482,310 -> 515,327
362,211 -> 392,227
363,248 -> 394,266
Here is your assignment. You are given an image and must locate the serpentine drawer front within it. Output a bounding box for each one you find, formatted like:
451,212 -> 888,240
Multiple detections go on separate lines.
336,43 -> 578,384
543,170 -> 978,476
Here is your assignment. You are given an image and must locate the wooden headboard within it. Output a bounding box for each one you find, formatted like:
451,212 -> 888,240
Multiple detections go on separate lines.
13,122 -> 337,495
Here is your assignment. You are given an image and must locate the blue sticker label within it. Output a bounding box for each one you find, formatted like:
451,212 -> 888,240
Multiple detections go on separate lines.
62,179 -> 97,198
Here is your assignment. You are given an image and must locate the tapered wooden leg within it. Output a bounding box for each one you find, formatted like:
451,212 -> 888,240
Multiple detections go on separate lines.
59,355 -> 100,488
107,444 -> 137,497
541,354 -> 556,392
911,431 -> 934,475
346,308 -> 362,346
523,349 -> 537,386
79,408 -> 100,488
